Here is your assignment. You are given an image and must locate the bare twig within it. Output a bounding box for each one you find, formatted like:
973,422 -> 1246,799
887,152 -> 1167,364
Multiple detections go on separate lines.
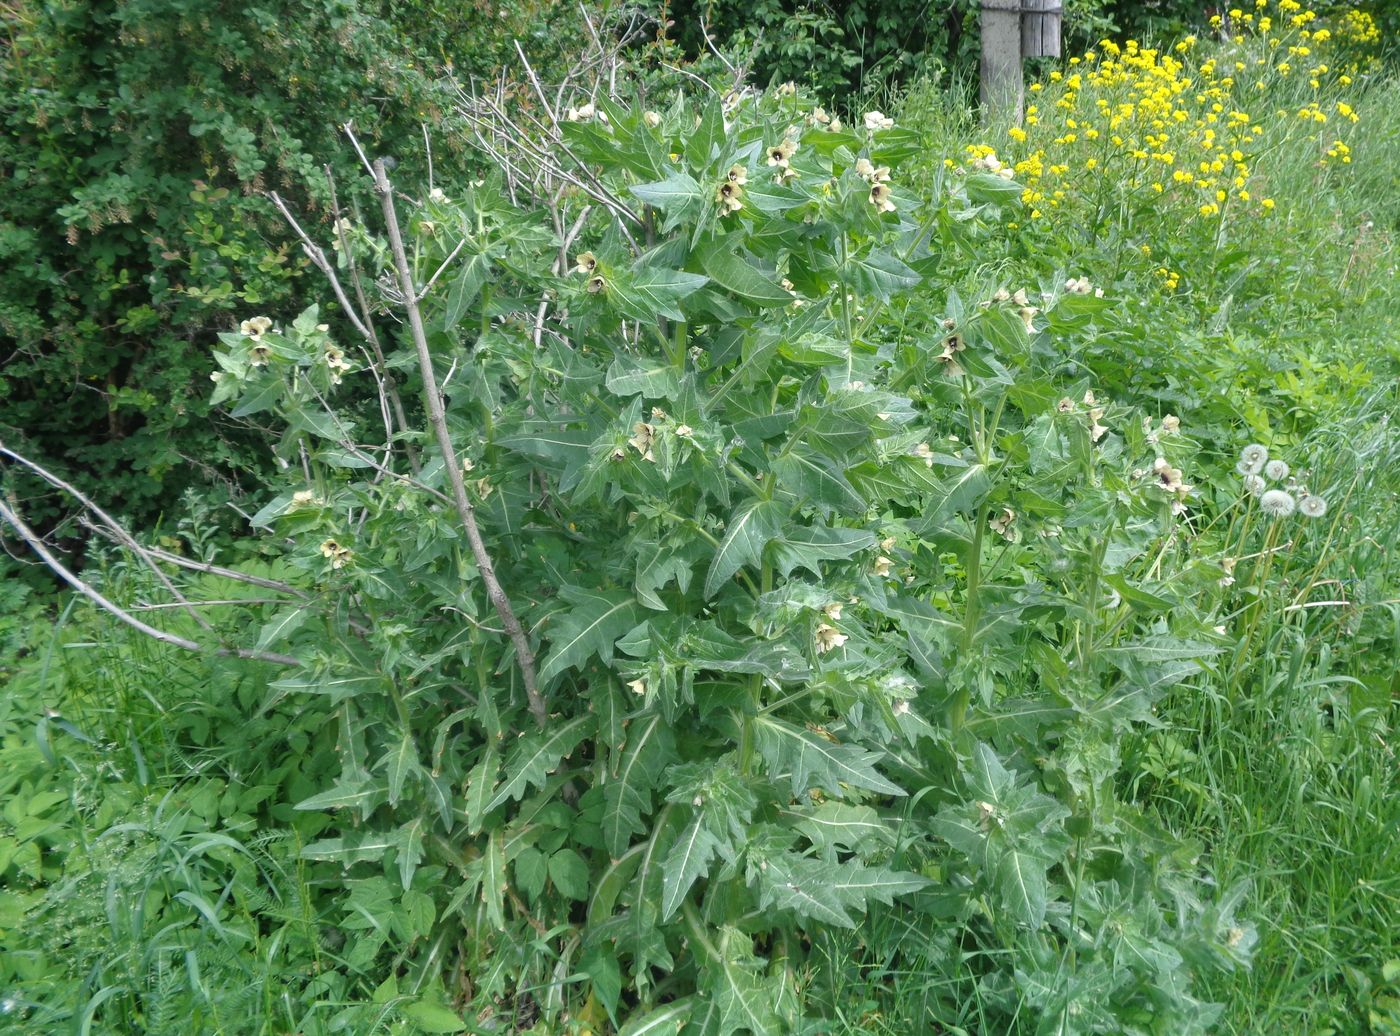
0,444 -> 213,632
370,152 -> 549,729
0,498 -> 301,667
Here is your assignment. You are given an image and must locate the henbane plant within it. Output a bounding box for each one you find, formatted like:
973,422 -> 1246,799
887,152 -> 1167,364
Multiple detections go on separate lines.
4,72 -> 1263,1033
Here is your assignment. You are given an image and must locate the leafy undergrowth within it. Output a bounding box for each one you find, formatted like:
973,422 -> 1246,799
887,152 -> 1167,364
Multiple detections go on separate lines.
1,3 -> 1397,1034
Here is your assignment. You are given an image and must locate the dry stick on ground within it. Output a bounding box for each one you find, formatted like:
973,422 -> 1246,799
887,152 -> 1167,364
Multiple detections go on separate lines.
0,443 -> 214,633
369,153 -> 549,729
0,497 -> 301,667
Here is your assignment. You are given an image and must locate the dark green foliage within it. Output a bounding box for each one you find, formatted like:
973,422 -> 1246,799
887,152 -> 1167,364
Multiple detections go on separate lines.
0,0 -> 573,527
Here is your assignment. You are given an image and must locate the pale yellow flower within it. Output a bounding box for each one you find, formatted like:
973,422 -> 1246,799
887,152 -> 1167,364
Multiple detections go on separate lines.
766,139 -> 797,169
822,601 -> 843,621
716,180 -> 744,215
873,555 -> 893,577
815,623 -> 849,653
869,183 -> 896,213
629,422 -> 656,461
574,251 -> 598,274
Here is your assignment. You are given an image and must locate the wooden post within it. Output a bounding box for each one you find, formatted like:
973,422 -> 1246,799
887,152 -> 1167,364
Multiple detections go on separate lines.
980,0 -> 1024,122
1022,0 -> 1063,59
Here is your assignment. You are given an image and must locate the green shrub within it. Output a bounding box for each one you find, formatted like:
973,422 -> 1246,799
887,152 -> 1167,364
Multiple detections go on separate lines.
0,0 -> 577,528
172,80 -> 1268,1032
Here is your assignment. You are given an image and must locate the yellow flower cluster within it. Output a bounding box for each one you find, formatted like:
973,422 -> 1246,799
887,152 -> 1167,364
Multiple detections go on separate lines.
967,0 -> 1376,225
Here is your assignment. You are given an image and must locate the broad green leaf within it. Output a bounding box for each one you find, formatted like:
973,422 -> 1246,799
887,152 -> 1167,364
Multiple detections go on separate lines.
548,847 -> 590,900
619,999 -> 694,1036
605,355 -> 681,400
772,449 -> 866,516
711,927 -> 794,1036
538,587 -> 640,684
463,743 -> 499,834
255,607 -> 307,652
752,716 -> 905,798
660,816 -> 721,921
293,779 -> 386,816
401,999 -> 468,1033
771,524 -> 876,580
749,852 -> 930,927
482,828 -> 507,930
484,715 -> 593,812
384,732 -> 419,807
397,816 -> 426,890
630,172 -> 703,211
301,830 -> 398,864
229,373 -> 283,417
514,845 -> 548,902
912,461 -> 991,524
997,847 -> 1048,928
442,250 -> 490,332
611,266 -> 709,323
697,236 -> 791,306
703,497 -> 785,598
602,714 -> 674,856
781,802 -> 896,855
965,172 -> 1024,206
845,249 -> 921,301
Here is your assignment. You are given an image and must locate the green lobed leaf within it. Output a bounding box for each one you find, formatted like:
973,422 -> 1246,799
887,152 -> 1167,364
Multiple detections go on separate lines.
602,714 -> 674,857
483,715 -> 594,813
538,587 -> 641,684
752,716 -> 905,799
703,497 -> 785,598
660,815 -> 721,921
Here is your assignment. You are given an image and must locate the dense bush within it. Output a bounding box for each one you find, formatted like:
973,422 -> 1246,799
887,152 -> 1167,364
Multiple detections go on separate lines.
0,0 -> 577,528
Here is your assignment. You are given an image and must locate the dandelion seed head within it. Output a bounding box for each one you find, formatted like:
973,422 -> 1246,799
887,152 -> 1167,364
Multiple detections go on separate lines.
1298,494 -> 1327,518
1259,488 -> 1296,518
1242,473 -> 1266,496
1239,443 -> 1268,473
1264,459 -> 1290,481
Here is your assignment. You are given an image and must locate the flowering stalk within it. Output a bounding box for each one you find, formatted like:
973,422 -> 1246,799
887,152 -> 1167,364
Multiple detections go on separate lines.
373,158 -> 548,729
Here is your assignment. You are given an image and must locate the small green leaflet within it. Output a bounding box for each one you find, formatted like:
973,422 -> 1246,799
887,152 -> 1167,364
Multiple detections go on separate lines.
703,497 -> 785,598
660,816 -> 721,921
401,999 -> 468,1033
538,586 -> 640,684
483,715 -> 593,813
752,716 -> 905,799
548,848 -> 591,900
